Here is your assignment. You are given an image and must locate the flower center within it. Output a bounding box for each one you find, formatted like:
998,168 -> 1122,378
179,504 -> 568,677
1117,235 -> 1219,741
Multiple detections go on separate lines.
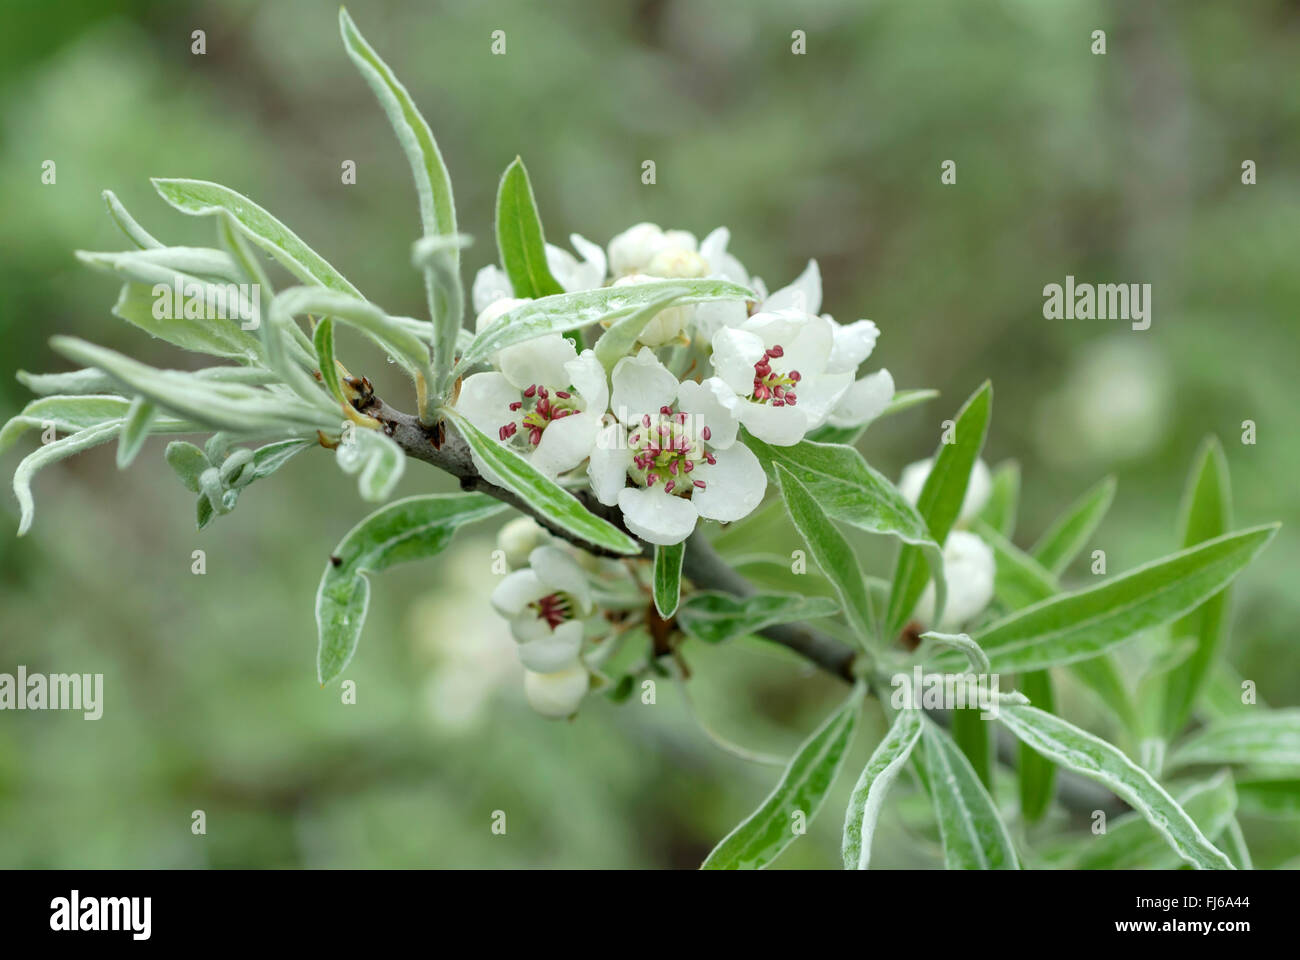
750,345 -> 800,406
531,591 -> 575,630
628,406 -> 713,497
497,384 -> 581,446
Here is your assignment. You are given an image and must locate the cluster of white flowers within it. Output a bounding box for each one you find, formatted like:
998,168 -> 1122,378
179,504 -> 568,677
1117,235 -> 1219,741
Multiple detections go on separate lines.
457,222 -> 896,545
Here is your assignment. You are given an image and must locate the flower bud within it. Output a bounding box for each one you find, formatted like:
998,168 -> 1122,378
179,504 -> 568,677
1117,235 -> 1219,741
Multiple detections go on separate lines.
914,530 -> 995,629
614,274 -> 689,346
646,247 -> 709,279
608,222 -> 666,276
497,517 -> 551,570
523,663 -> 590,718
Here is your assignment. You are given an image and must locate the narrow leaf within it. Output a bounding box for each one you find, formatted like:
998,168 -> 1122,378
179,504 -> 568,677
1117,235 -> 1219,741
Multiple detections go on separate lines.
1030,475 -> 1116,575
842,708 -> 923,869
317,493 -> 505,683
442,407 -> 640,555
921,718 -> 1019,869
702,684 -> 864,869
1167,710 -> 1300,770
496,157 -> 564,299
653,541 -> 685,618
978,460 -> 1020,538
774,464 -> 875,648
997,704 -> 1234,869
1017,669 -> 1057,821
594,291 -> 687,373
14,422 -> 121,535
115,396 -> 157,468
102,189 -> 162,249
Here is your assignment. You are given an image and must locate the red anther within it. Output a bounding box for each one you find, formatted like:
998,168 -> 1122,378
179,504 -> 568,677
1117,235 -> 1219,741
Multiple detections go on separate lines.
669,460 -> 679,475
788,370 -> 802,382
683,460 -> 695,472
664,480 -> 676,494
529,427 -> 542,446
554,409 -> 572,419
773,385 -> 785,398
676,411 -> 687,423
705,452 -> 717,465
701,426 -> 712,441
555,390 -> 571,399
785,393 -> 797,405
772,399 -> 785,407
642,414 -> 652,428
646,472 -> 658,486
538,386 -> 549,399
767,345 -> 784,358
509,401 -> 523,412
498,426 -> 510,441
693,479 -> 706,489
630,434 -> 640,444
524,384 -> 537,398
660,405 -> 672,415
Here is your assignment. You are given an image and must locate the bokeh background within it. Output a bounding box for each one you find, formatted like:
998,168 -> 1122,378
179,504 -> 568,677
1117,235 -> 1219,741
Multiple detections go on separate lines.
1,0 -> 1296,868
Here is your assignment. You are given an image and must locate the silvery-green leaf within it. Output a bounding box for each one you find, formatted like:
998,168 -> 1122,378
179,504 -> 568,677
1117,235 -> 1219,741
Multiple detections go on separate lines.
217,210 -> 275,295
78,246 -> 244,284
152,178 -> 362,296
217,447 -> 254,484
997,704 -> 1234,869
1031,475 -> 1116,575
232,438 -> 310,489
919,631 -> 991,674
973,519 -> 1138,731
411,234 -> 471,394
454,278 -> 751,376
1051,770 -> 1238,869
677,591 -> 841,645
0,395 -> 197,455
16,368 -> 120,396
748,436 -> 945,627
941,525 -> 1279,674
271,287 -> 431,388
313,317 -> 346,406
1017,668 -> 1057,822
921,717 -> 1019,869
495,157 -> 564,300
1234,777 -> 1300,817
50,336 -> 336,432
337,428 -> 405,502
804,389 -> 940,446
1220,816 -> 1253,870
102,189 -> 162,249
702,684 -> 864,869
1167,710 -> 1300,770
1199,664 -> 1263,721
115,396 -> 157,468
316,493 -> 504,683
594,292 -> 688,373
165,441 -> 210,493
13,422 -> 120,535
1161,437 -> 1233,738
886,381 -> 992,639
842,707 -> 923,869
110,280 -> 264,362
978,460 -> 1020,538
442,407 -> 639,556
339,8 -> 457,263
774,464 -> 875,649
653,541 -> 685,618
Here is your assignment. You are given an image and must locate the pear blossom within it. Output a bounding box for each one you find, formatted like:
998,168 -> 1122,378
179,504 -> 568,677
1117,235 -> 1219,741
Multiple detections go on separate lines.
898,457 -> 993,527
523,663 -> 590,719
709,309 -> 855,445
490,545 -> 594,673
455,330 -> 609,477
914,530 -> 996,630
587,348 -> 766,545
607,222 -> 701,277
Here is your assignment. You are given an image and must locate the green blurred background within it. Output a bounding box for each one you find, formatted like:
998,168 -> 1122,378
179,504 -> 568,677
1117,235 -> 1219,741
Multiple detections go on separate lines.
1,0 -> 1296,868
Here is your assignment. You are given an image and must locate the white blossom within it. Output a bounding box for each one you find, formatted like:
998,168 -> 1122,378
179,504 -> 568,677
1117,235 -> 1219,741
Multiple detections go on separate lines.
523,663 -> 590,719
914,530 -> 996,630
898,457 -> 992,527
587,348 -> 766,545
490,545 -> 593,673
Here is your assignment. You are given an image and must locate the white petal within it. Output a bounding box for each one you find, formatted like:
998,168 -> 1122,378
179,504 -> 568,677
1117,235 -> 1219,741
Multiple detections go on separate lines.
699,226 -> 730,265
710,326 -> 766,396
959,459 -> 993,525
897,459 -> 933,506
523,663 -> 590,718
617,487 -> 698,545
826,368 -> 895,428
587,422 -> 632,506
544,244 -> 582,290
826,319 -> 880,374
517,620 -> 584,673
791,369 -> 852,425
471,265 -> 513,314
569,233 -> 607,285
740,400 -> 810,446
608,222 -> 664,276
610,347 -> 678,424
455,372 -> 520,436
745,310 -> 833,377
676,377 -> 740,450
474,295 -> 530,334
691,300 -> 747,340
692,441 -> 767,522
663,229 -> 698,251
490,570 -> 548,618
762,259 -> 821,315
497,334 -> 578,390
565,349 -> 609,413
531,411 -> 601,477
529,546 -> 593,614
